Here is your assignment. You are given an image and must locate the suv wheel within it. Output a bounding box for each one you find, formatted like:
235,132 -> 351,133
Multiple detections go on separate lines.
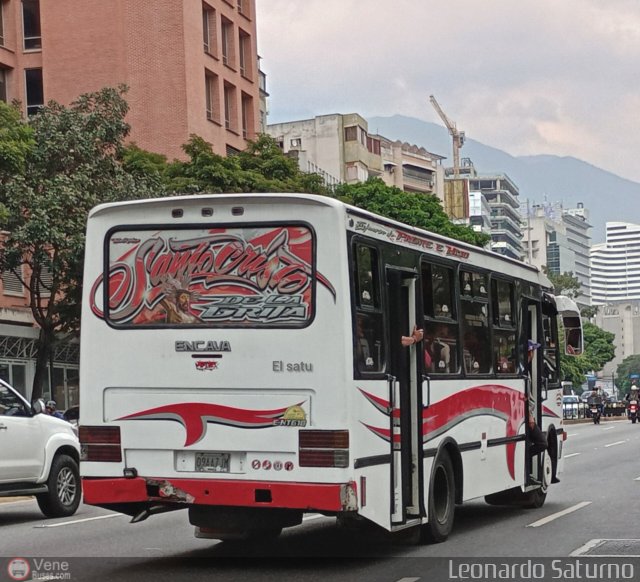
36,454 -> 81,518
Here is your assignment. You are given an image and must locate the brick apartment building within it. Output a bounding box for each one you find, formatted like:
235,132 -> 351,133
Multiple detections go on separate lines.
0,0 -> 263,404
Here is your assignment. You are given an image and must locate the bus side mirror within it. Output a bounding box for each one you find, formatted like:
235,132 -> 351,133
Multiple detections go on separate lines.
563,316 -> 583,356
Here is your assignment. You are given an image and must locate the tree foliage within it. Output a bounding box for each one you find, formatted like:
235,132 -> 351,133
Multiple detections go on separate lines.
0,101 -> 34,181
545,270 -> 582,300
560,322 -> 615,387
615,354 -> 640,395
164,134 -> 329,195
333,178 -> 491,247
0,86 -> 165,399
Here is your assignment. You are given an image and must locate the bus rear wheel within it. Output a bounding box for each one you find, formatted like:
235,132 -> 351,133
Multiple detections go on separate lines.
421,451 -> 455,543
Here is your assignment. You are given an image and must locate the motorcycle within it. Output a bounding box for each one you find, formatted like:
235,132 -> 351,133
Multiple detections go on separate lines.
629,399 -> 638,424
590,404 -> 601,424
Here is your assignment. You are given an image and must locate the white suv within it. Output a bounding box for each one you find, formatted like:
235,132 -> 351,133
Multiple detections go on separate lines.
0,379 -> 81,517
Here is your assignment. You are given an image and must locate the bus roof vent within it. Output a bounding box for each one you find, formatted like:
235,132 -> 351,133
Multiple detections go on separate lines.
202,207 -> 214,217
171,208 -> 184,218
231,207 -> 244,216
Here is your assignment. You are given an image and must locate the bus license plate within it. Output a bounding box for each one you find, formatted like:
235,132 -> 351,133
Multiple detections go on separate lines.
194,452 -> 230,473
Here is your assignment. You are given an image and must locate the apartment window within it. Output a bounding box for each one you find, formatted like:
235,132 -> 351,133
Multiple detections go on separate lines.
238,0 -> 250,18
366,136 -> 380,155
223,81 -> 237,132
238,29 -> 252,78
221,17 -> 234,68
345,126 -> 357,141
202,3 -> 217,56
22,0 -> 42,50
25,68 -> 43,115
0,1 -> 5,47
241,91 -> 253,139
0,70 -> 6,103
205,70 -> 220,123
2,267 -> 25,296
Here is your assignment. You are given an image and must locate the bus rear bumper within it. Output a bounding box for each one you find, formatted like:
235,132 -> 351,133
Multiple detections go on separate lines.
82,477 -> 357,512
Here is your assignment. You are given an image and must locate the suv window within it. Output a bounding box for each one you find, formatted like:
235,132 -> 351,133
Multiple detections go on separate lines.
0,383 -> 29,416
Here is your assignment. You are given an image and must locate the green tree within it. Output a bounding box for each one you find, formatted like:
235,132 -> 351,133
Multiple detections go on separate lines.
545,270 -> 581,300
165,134 -> 329,195
559,322 -> 615,387
0,101 -> 34,180
333,178 -> 490,247
0,102 -> 35,223
615,354 -> 640,395
0,86 -> 165,400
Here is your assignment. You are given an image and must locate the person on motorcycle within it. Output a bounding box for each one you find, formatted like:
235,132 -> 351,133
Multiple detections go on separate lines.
590,387 -> 605,418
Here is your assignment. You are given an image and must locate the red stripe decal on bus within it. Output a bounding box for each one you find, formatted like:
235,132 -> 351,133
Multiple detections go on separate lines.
117,401 -> 306,446
360,385 -> 559,480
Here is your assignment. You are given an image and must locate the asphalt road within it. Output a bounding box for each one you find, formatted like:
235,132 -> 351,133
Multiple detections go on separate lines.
1,417 -> 639,582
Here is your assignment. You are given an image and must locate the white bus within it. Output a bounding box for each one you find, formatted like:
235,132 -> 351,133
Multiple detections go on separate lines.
79,193 -> 582,542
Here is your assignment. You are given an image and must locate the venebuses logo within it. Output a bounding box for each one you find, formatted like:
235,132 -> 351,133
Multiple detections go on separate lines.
7,558 -> 30,581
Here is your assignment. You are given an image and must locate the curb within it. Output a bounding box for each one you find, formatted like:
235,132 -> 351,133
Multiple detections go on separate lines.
564,416 -> 629,425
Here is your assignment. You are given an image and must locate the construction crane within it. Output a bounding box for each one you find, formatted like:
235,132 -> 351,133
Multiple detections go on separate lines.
429,95 -> 465,177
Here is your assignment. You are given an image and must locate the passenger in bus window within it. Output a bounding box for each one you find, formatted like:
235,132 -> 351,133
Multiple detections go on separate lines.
356,315 -> 374,369
425,324 -> 452,373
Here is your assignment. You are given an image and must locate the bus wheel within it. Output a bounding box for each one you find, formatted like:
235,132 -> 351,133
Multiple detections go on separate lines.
421,451 -> 455,543
523,488 -> 547,509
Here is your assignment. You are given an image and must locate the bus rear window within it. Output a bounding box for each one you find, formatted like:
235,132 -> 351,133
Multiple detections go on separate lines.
102,225 -> 316,328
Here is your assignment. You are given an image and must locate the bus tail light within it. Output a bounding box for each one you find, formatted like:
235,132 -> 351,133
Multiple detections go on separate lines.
299,430 -> 349,468
79,426 -> 122,462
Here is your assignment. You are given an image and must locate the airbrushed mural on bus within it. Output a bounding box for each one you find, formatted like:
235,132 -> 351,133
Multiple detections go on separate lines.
80,194 -> 582,543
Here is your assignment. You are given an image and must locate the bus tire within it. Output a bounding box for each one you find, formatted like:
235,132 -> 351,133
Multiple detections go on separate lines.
36,454 -> 81,518
421,451 -> 455,543
523,487 -> 547,509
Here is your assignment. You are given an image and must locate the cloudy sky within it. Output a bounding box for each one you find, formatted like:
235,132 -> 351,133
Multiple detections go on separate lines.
257,0 -> 640,182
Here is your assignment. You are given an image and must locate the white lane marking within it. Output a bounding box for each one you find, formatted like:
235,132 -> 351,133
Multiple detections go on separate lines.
603,426 -> 616,431
570,538 -> 640,557
395,579 -> 421,582
564,452 -> 581,458
527,501 -> 591,528
570,538 -> 604,557
604,440 -> 626,448
34,513 -> 124,528
634,476 -> 640,481
302,514 -> 325,522
567,433 -> 578,437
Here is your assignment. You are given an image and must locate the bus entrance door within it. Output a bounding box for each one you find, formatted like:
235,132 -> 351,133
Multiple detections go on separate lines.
386,268 -> 422,526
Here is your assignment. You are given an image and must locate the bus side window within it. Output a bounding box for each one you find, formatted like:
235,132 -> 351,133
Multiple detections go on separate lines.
542,313 -> 559,384
460,269 -> 491,374
422,262 -> 459,374
355,245 -> 380,308
355,312 -> 384,373
492,279 -> 516,375
353,243 -> 384,374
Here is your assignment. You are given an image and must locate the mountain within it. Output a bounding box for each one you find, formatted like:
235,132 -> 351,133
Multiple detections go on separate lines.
368,115 -> 640,243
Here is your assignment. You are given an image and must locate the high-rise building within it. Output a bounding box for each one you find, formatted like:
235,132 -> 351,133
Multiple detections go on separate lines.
591,222 -> 640,305
468,174 -> 524,260
521,202 -> 592,308
0,0 -> 261,159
